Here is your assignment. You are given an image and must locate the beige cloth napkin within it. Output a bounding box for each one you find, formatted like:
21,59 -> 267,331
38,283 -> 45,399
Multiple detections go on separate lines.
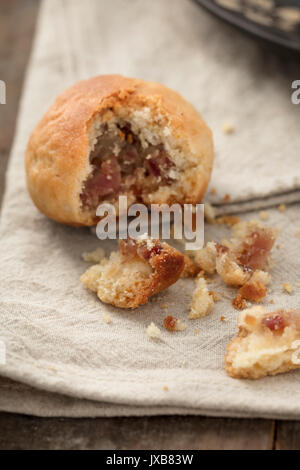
0,0 -> 300,418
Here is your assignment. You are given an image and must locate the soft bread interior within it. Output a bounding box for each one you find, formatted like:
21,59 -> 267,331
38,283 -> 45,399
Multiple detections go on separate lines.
226,306 -> 300,379
81,237 -> 185,309
81,251 -> 152,308
80,107 -> 199,215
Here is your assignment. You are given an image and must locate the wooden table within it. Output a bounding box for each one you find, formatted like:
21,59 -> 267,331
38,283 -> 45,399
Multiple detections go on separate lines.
0,0 -> 299,450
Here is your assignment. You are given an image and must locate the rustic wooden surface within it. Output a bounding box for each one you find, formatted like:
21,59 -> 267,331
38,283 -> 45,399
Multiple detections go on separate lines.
0,0 -> 299,450
0,0 -> 39,206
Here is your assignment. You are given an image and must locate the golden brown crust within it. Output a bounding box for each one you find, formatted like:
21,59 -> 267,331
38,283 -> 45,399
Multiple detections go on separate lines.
26,75 -> 213,226
144,241 -> 185,300
232,294 -> 247,310
80,237 -> 184,309
180,254 -> 199,278
238,280 -> 267,302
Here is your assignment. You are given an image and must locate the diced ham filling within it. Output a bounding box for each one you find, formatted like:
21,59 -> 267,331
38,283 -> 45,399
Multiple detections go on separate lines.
81,123 -> 176,210
261,310 -> 300,334
237,229 -> 276,271
262,314 -> 288,333
215,243 -> 229,255
120,237 -> 162,261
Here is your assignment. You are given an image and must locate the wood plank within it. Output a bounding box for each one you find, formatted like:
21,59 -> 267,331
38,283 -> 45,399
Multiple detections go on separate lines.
0,0 -> 40,205
0,413 -> 274,450
276,421 -> 300,450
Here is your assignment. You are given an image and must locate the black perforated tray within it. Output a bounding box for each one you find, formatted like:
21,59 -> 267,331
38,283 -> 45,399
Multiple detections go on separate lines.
195,0 -> 300,52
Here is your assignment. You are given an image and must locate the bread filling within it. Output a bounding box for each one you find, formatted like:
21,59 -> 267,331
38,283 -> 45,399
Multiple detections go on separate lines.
236,229 -> 276,271
81,122 -> 177,211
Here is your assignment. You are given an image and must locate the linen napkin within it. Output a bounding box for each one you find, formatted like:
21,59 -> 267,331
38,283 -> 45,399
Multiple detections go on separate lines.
0,0 -> 300,418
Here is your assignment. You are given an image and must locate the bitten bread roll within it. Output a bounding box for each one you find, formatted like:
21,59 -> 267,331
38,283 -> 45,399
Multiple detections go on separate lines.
26,75 -> 213,226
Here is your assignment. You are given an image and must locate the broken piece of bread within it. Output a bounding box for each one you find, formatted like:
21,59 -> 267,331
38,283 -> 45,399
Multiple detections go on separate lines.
146,322 -> 161,339
193,241 -> 218,275
164,315 -> 187,331
81,236 -> 184,309
189,276 -> 214,319
192,220 -> 277,301
232,294 -> 246,311
194,220 -> 277,276
225,306 -> 300,379
238,270 -> 271,302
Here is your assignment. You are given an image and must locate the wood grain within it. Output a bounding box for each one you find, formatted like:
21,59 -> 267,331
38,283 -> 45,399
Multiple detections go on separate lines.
0,413 -> 274,450
0,0 -> 39,206
276,421 -> 300,450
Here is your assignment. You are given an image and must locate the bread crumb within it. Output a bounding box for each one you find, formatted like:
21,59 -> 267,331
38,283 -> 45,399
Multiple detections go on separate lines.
259,211 -> 269,221
220,316 -> 227,322
103,313 -> 111,324
81,238 -> 184,309
49,365 -> 57,372
204,203 -> 216,223
209,291 -> 221,302
194,329 -> 200,335
164,315 -> 187,331
276,244 -> 280,250
238,278 -> 268,302
282,282 -> 293,294
161,303 -> 168,309
146,322 -> 161,339
278,204 -> 286,212
210,187 -> 217,195
189,277 -> 214,319
294,232 -> 300,238
223,193 -> 231,202
269,299 -> 274,304
222,122 -> 235,134
216,215 -> 241,227
82,247 -> 105,263
163,386 -> 169,391
232,294 -> 247,310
